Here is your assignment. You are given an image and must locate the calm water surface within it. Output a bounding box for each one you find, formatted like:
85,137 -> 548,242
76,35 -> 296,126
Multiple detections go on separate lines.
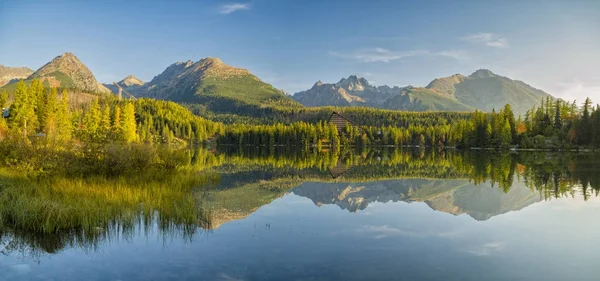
1,150 -> 600,281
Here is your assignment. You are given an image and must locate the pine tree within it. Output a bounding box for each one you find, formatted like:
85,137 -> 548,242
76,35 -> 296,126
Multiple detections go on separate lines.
121,102 -> 138,143
580,98 -> 592,145
9,80 -> 38,136
82,99 -> 102,140
0,90 -> 8,108
56,90 -> 73,140
503,104 -> 516,141
554,99 -> 562,130
162,125 -> 172,143
42,88 -> 59,136
99,105 -> 112,139
500,119 -> 512,146
112,105 -> 123,139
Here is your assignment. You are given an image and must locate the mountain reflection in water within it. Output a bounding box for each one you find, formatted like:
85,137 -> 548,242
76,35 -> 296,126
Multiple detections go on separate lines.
2,148 -> 600,281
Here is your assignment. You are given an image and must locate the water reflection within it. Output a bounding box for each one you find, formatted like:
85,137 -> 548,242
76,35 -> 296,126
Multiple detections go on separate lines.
293,180 -> 540,220
1,148 -> 600,280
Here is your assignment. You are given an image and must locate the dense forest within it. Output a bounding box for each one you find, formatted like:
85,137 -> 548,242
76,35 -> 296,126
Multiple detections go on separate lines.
1,80 -> 600,159
218,98 -> 600,150
0,80 -> 224,176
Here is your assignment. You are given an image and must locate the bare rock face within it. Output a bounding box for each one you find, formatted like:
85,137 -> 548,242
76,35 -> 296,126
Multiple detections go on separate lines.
104,74 -> 146,95
293,75 -> 405,107
0,65 -> 33,86
120,75 -> 145,87
29,52 -> 111,93
296,69 -> 552,114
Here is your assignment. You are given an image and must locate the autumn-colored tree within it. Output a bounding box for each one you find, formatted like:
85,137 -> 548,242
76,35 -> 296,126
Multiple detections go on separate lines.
8,80 -> 38,136
55,90 -> 73,141
120,102 -> 138,143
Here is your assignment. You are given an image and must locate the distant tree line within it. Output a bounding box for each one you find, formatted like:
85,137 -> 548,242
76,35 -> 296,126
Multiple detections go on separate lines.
218,98 -> 600,150
2,80 -> 600,152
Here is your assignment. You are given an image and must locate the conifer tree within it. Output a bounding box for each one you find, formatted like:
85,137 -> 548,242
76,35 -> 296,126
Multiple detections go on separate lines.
56,90 -> 73,140
121,102 -> 138,143
42,88 -> 59,136
9,80 -> 38,136
554,100 -> 562,130
82,99 -> 101,140
112,105 -> 122,139
0,90 -> 8,109
99,105 -> 112,139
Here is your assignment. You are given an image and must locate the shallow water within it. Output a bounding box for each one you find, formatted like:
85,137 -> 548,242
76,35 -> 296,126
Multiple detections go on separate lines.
2,150 -> 600,281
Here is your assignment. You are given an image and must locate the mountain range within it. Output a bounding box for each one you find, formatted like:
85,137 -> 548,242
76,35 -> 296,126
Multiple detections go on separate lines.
2,52 -> 553,116
294,69 -> 550,114
0,65 -> 34,87
293,179 -> 541,221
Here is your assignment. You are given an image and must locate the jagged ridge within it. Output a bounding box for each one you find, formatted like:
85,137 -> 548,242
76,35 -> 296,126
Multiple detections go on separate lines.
0,65 -> 34,86
293,75 -> 472,111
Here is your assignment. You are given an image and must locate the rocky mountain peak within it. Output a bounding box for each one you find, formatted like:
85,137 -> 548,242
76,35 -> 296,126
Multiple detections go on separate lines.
195,57 -> 250,79
174,60 -> 194,67
337,75 -> 369,91
120,75 -> 144,86
200,57 -> 223,65
469,69 -> 496,79
29,52 -> 110,93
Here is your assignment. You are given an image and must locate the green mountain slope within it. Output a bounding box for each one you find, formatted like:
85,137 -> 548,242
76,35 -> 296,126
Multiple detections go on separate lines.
295,70 -> 552,113
132,58 -> 300,116
384,87 -> 473,111
294,76 -> 472,112
1,52 -> 111,94
426,69 -> 551,114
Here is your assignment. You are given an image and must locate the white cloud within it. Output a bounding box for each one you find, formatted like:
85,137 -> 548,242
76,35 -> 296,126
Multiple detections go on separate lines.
219,3 -> 250,14
555,80 -> 600,104
462,33 -> 509,48
465,242 -> 505,256
357,225 -> 421,239
329,48 -> 466,63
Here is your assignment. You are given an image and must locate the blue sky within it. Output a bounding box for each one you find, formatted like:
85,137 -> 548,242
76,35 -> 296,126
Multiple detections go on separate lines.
1,0 -> 600,102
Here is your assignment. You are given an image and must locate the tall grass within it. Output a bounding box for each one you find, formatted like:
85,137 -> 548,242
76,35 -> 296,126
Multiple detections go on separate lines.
0,168 -> 219,255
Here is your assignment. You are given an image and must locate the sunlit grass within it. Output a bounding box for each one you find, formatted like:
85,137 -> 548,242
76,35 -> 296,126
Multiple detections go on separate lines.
0,169 -> 219,235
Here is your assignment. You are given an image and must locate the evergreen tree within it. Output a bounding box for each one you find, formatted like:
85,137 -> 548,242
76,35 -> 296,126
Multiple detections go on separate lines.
42,88 -> 59,136
112,106 -> 123,139
56,90 -> 73,140
82,99 -> 102,140
554,99 -> 562,130
0,90 -> 8,108
502,104 -> 516,140
121,102 -> 138,143
99,105 -> 112,139
500,119 -> 512,146
580,98 -> 592,145
8,80 -> 38,136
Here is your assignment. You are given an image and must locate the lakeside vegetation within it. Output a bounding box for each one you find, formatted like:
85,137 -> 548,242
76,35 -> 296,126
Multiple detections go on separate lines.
3,147 -> 600,257
1,80 -> 600,257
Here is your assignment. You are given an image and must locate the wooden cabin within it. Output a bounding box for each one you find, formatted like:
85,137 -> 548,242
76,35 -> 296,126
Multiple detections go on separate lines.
328,111 -> 358,133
